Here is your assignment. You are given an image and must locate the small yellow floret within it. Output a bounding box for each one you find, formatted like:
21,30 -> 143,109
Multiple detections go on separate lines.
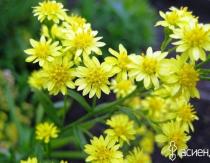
125,147 -> 151,163
156,120 -> 190,158
33,0 -> 67,23
105,114 -> 136,145
75,57 -> 116,98
129,47 -> 168,89
84,136 -> 123,163
21,157 -> 38,163
24,36 -> 62,66
36,122 -> 59,143
111,79 -> 136,98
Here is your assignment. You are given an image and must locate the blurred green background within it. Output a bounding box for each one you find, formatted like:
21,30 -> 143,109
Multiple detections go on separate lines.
0,0 -> 156,162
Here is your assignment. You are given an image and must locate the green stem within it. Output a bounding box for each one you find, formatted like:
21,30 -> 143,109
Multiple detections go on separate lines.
51,136 -> 74,149
167,46 -> 176,54
161,28 -> 172,51
92,95 -> 97,109
44,143 -> 51,158
51,151 -> 86,159
137,109 -> 161,133
62,96 -> 69,125
62,87 -> 142,135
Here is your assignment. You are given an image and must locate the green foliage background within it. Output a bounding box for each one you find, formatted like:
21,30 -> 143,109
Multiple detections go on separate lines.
73,0 -> 156,53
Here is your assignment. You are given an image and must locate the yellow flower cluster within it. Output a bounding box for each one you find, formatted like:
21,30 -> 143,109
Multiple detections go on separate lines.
84,114 -> 151,163
26,1 -> 202,102
25,1 -> 208,162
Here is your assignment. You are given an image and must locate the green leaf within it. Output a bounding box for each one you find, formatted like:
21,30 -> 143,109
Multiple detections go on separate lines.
73,126 -> 87,149
51,136 -> 74,149
34,90 -> 61,125
68,90 -> 91,112
51,151 -> 85,159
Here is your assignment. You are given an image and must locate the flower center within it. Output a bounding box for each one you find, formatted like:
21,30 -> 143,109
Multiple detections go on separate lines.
179,64 -> 199,88
74,32 -> 93,49
166,11 -> 180,25
97,146 -> 112,160
184,26 -> 208,47
178,105 -> 194,122
86,67 -> 108,87
42,2 -> 61,15
142,57 -> 158,75
118,53 -> 131,69
170,132 -> 185,149
50,65 -> 70,85
116,80 -> 132,90
114,126 -> 126,136
148,98 -> 164,112
35,44 -> 50,58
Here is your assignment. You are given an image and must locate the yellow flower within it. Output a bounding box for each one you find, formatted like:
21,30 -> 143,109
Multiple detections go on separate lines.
60,161 -> 68,163
176,102 -> 198,132
163,58 -> 200,100
111,79 -> 136,98
139,132 -> 154,154
33,0 -> 67,23
129,47 -> 168,89
105,114 -> 136,145
84,136 -> 123,163
63,26 -> 105,57
156,120 -> 190,157
142,96 -> 167,121
75,56 -> 116,98
64,15 -> 87,32
124,96 -> 141,110
105,44 -> 133,79
20,157 -> 38,163
156,7 -> 196,30
36,122 -> 59,143
171,22 -> 210,61
42,57 -> 75,95
125,147 -> 151,163
25,36 -> 62,66
28,70 -> 45,90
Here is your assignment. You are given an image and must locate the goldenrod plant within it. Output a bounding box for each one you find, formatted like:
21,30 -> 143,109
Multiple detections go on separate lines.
16,1 -> 210,162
